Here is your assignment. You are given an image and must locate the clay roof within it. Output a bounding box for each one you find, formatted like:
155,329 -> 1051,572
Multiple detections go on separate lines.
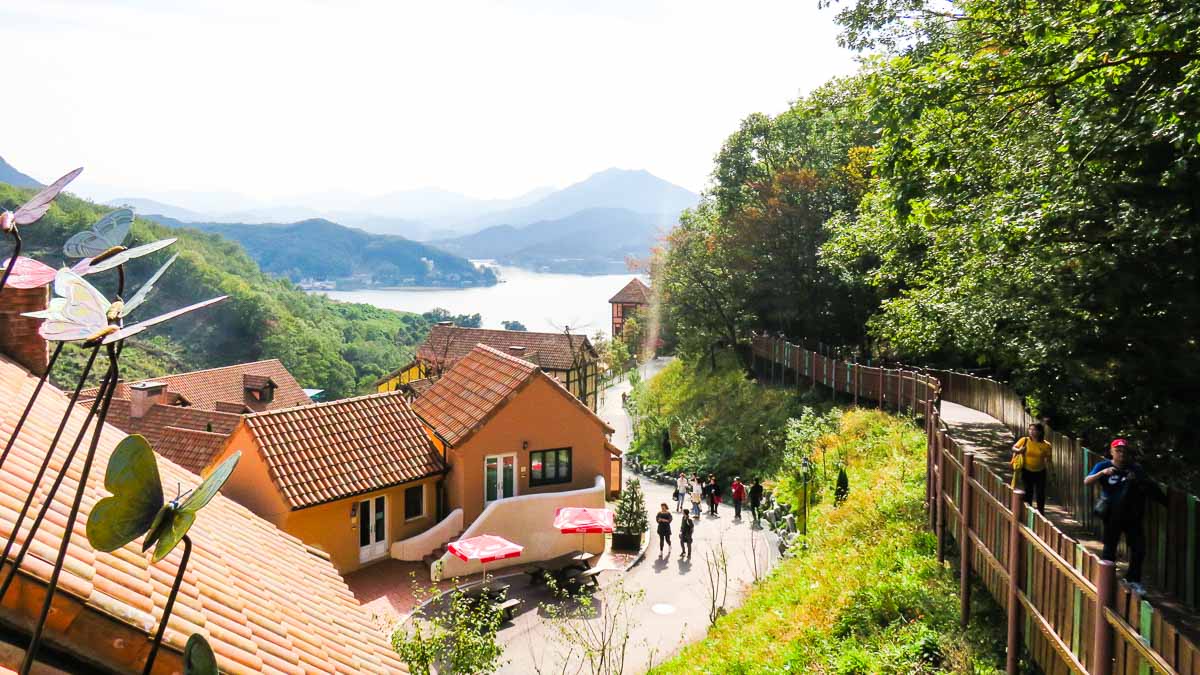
0,355 -> 406,673
81,359 -> 311,413
608,278 -> 651,305
93,398 -> 243,474
405,377 -> 437,397
416,325 -> 595,371
413,344 -> 613,447
242,391 -> 447,510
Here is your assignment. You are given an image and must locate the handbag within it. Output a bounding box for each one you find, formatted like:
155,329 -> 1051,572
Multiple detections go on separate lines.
1093,494 -> 1110,519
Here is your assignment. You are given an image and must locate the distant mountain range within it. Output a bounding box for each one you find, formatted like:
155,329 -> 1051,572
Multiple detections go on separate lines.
0,156 -> 42,188
144,216 -> 498,287
435,207 -> 675,274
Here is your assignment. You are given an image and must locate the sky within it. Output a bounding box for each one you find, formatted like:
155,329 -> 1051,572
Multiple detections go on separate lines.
2,0 -> 858,207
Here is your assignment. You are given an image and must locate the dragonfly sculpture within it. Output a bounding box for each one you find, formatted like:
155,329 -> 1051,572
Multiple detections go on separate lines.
0,167 -> 83,291
4,247 -> 225,674
88,434 -> 240,675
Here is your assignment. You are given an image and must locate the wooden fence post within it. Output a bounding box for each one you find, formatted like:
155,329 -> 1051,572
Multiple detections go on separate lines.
1007,489 -> 1025,675
960,452 -> 975,628
936,429 -> 946,564
878,367 -> 884,410
1092,560 -> 1116,675
853,362 -> 859,406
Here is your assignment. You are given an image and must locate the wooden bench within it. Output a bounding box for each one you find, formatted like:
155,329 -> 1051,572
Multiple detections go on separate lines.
564,567 -> 602,595
493,597 -> 522,621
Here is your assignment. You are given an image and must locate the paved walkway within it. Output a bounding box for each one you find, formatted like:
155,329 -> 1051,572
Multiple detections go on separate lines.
496,357 -> 779,674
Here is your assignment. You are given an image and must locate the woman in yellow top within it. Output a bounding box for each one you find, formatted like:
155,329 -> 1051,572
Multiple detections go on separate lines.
1012,423 -> 1052,512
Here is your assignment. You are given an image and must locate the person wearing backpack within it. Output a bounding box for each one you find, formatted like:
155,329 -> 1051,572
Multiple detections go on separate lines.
1085,438 -> 1167,594
679,511 -> 694,560
1012,423 -> 1052,513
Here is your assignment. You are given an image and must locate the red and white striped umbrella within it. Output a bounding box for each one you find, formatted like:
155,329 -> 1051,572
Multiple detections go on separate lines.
553,507 -> 615,534
447,535 -> 524,564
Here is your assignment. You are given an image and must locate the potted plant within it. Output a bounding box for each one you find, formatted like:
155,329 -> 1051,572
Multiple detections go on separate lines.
612,478 -> 648,551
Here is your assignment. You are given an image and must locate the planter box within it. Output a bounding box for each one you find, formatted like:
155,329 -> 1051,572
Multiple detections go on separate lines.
612,532 -> 642,552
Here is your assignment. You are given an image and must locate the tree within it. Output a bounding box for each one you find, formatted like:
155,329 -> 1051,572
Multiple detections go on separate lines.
391,576 -> 507,675
502,320 -> 527,331
613,478 -> 648,540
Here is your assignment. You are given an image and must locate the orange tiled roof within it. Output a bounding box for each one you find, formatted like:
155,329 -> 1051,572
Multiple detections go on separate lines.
81,359 -> 311,413
404,377 -> 437,397
93,398 -> 242,474
242,391 -> 447,510
416,325 -> 594,371
0,355 -> 407,673
413,344 -> 614,447
608,277 -> 651,305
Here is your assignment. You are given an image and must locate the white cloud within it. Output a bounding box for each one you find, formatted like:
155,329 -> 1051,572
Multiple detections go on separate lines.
2,0 -> 857,201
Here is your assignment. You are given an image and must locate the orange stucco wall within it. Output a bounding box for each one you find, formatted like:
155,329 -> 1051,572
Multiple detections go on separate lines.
445,375 -> 612,525
212,423 -> 442,574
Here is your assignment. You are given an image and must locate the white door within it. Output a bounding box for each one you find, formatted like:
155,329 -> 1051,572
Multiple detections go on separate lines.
358,495 -> 388,563
484,454 -> 517,505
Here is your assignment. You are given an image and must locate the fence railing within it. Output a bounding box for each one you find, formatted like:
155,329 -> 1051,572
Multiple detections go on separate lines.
751,334 -> 1200,675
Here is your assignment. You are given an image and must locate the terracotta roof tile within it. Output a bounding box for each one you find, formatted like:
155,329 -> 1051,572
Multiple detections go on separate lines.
90,398 -> 242,474
416,325 -> 594,371
243,392 -> 447,510
0,355 -> 406,673
81,359 -> 311,413
413,344 -> 613,447
608,277 -> 651,305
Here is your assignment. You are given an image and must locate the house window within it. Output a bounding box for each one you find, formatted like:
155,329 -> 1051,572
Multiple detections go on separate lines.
405,485 -> 424,520
529,448 -> 572,486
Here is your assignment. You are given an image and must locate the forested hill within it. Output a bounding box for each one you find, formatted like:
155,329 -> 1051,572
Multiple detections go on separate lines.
0,183 -> 437,399
147,216 -> 498,287
657,0 -> 1200,479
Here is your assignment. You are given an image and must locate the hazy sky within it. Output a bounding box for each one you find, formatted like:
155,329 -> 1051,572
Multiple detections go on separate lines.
3,0 -> 857,205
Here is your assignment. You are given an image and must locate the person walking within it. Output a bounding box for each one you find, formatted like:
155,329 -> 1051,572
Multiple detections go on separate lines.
707,475 -> 722,516
679,511 -> 694,559
690,479 -> 704,517
749,478 -> 764,524
655,503 -> 673,554
675,474 -> 689,512
730,476 -> 746,520
1085,438 -> 1167,594
1012,423 -> 1053,513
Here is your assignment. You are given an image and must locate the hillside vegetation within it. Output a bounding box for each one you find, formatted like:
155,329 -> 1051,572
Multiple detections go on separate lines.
650,408 -> 1006,674
1,183 -> 431,399
656,0 -> 1200,477
151,216 -> 497,287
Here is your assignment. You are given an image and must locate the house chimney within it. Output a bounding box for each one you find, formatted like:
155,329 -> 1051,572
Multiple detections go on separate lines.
507,346 -> 526,354
0,285 -> 50,376
129,381 -> 167,418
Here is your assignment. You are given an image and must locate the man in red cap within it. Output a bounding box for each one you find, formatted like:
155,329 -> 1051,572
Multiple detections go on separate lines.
1084,438 -> 1166,594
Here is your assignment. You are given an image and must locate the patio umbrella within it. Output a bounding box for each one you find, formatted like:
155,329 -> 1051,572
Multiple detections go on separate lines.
447,534 -> 524,564
554,507 -> 614,553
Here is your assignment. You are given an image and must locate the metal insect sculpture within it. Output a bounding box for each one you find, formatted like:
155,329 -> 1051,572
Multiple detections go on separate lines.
62,207 -> 133,258
88,435 -> 240,674
0,167 -> 83,291
184,633 -> 218,675
3,245 -> 226,674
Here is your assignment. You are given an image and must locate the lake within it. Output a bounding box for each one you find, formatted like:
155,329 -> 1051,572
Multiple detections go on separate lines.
318,263 -> 644,337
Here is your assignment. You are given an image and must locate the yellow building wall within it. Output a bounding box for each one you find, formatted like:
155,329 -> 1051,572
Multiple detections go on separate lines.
376,361 -> 428,393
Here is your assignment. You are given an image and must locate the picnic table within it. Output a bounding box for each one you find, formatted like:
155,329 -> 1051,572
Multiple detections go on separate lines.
464,581 -> 521,621
526,551 -> 601,595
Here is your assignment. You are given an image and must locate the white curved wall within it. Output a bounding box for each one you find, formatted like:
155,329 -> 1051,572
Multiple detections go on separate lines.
391,508 -> 463,561
432,475 -> 607,580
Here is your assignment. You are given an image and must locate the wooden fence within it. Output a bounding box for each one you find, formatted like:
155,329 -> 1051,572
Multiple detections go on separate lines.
751,334 -> 1200,675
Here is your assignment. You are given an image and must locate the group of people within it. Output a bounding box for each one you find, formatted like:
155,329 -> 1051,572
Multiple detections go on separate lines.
1011,423 -> 1167,594
655,474 -> 766,559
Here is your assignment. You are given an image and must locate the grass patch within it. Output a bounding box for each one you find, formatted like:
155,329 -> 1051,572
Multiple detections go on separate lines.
650,408 -> 1006,674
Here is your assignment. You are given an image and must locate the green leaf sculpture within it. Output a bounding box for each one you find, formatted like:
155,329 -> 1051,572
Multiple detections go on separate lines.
86,434 -> 240,561
183,633 -> 218,675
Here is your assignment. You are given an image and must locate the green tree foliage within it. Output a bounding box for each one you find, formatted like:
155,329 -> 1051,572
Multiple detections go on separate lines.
656,78 -> 879,368
613,478 -> 648,537
391,578 -> 506,675
420,308 -> 482,328
628,356 -> 799,478
501,320 -> 527,331
822,0 -> 1200,465
1,184 -> 439,399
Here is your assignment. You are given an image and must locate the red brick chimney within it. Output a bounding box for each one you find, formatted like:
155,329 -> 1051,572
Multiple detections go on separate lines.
129,381 -> 167,418
0,285 -> 49,376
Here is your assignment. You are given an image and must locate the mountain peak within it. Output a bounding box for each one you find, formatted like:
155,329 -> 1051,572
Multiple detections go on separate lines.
0,156 -> 43,189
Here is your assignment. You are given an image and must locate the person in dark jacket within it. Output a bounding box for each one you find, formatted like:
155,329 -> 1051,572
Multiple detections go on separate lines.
749,478 -> 764,523
655,503 -> 673,554
679,512 -> 694,559
1084,438 -> 1167,593
707,476 -> 722,516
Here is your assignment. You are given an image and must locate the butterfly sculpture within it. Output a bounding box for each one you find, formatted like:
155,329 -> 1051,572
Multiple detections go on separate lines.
0,257 -> 56,289
63,208 -> 133,258
0,167 -> 83,291
86,435 -> 241,561
70,237 -> 177,276
22,265 -> 224,346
